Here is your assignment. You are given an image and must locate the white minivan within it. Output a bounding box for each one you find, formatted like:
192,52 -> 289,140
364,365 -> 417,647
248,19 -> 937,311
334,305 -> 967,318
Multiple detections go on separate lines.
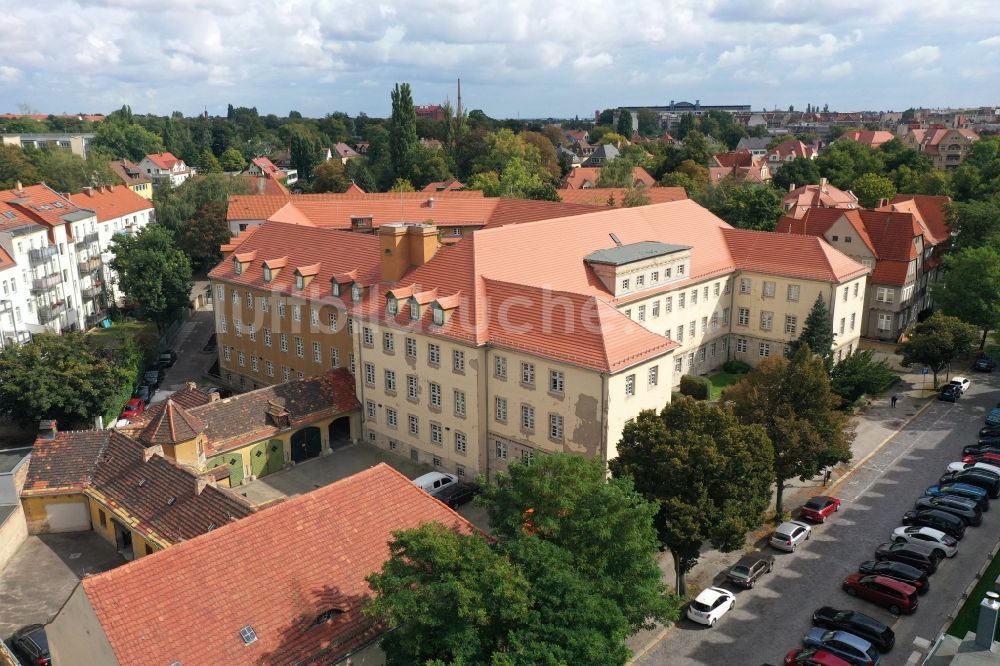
412,472 -> 458,496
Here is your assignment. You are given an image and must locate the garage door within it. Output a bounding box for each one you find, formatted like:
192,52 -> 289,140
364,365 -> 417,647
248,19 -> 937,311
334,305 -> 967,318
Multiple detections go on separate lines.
46,500 -> 90,532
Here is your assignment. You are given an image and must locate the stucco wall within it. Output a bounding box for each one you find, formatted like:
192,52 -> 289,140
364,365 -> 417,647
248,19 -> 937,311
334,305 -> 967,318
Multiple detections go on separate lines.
21,494 -> 91,534
48,585 -> 120,666
0,504 -> 27,571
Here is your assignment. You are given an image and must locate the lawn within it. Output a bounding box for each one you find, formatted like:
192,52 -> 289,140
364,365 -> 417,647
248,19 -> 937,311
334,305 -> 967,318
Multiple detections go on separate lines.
948,545 -> 1000,640
87,319 -> 159,359
708,372 -> 743,400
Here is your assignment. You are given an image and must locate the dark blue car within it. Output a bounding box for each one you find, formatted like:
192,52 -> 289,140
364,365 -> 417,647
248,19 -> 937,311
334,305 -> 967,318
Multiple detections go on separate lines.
925,483 -> 989,511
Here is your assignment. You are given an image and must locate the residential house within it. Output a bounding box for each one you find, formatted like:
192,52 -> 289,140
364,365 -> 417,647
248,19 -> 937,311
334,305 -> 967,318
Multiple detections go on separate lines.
735,136 -> 770,158
68,185 -> 154,305
211,200 -> 867,480
581,143 -> 619,167
556,144 -> 582,168
561,165 -> 656,189
107,159 -> 153,200
138,152 -> 192,188
904,127 -> 980,169
45,464 -> 477,666
766,139 -> 818,170
839,130 -> 896,149
564,128 -> 589,145
422,178 -> 466,192
781,179 -> 859,219
331,142 -> 360,163
558,187 -> 687,207
572,138 -> 597,158
0,133 -> 95,158
709,150 -> 771,184
20,420 -> 254,561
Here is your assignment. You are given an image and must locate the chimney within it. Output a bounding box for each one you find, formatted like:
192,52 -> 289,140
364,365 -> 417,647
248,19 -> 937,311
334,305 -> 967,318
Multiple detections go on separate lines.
143,445 -> 164,462
15,180 -> 23,194
187,382 -> 197,390
378,223 -> 439,283
819,177 -> 828,188
209,390 -> 221,402
38,419 -> 58,440
427,196 -> 435,208
976,592 -> 1000,650
788,183 -> 795,192
195,476 -> 215,495
407,223 -> 439,269
878,197 -> 889,208
84,186 -> 93,197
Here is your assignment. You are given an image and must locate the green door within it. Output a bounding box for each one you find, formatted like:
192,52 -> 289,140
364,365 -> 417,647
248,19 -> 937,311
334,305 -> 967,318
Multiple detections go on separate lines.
250,442 -> 268,478
208,452 -> 244,486
266,439 -> 284,475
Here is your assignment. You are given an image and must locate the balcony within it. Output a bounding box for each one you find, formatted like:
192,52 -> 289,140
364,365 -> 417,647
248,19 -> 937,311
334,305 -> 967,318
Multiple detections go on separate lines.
81,283 -> 103,300
27,245 -> 58,266
37,301 -> 67,324
78,256 -> 102,276
85,311 -> 108,328
31,273 -> 61,293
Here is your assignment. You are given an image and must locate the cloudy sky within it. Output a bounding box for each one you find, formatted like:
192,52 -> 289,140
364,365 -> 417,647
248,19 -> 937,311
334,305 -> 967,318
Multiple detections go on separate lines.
1,0 -> 998,119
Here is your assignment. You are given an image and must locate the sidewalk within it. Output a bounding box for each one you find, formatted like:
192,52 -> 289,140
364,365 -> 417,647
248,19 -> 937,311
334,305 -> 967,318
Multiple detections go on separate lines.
627,346 -> 938,658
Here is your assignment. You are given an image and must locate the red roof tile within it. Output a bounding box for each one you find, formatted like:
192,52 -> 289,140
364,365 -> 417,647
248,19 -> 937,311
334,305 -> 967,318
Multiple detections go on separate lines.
108,159 -> 151,186
839,130 -> 896,148
143,152 -> 185,170
723,228 -> 869,283
138,400 -> 205,446
22,430 -> 110,494
561,166 -> 655,189
67,185 -> 153,222
226,190 -> 485,222
558,187 -> 687,207
776,208 -> 877,256
81,464 -> 477,666
781,183 -> 859,218
886,194 -> 951,245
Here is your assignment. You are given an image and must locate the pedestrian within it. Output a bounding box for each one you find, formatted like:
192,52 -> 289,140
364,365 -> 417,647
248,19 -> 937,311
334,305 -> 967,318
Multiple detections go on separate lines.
823,469 -> 832,487
891,394 -> 898,408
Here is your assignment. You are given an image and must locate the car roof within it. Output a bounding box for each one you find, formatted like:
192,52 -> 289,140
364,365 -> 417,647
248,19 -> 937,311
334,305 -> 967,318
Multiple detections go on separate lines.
805,496 -> 834,505
952,376 -> 969,382
777,520 -> 807,530
829,629 -> 874,650
695,587 -> 730,603
735,554 -> 767,565
870,575 -> 915,593
901,525 -> 946,538
412,471 -> 455,484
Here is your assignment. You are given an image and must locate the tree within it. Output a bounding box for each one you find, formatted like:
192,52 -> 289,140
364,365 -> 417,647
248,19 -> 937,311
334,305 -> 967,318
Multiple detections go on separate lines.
310,159 -> 350,193
176,200 -> 231,271
611,397 -> 774,595
852,172 -> 897,208
219,147 -> 246,172
286,124 -> 323,181
597,155 -> 640,188
482,453 -> 674,632
676,112 -> 696,140
787,294 -> 835,368
405,143 -> 452,190
153,173 -> 252,232
616,109 -> 634,137
345,158 -> 376,193
389,82 -> 418,180
896,313 -> 979,386
596,108 -> 616,126
814,140 -> 884,190
0,145 -> 41,189
622,186 -> 651,207
636,108 -> 660,136
726,345 -> 855,516
389,177 -> 415,192
932,246 -> 1000,349
92,116 -> 164,162
700,182 -> 783,231
0,332 -> 135,428
680,129 -> 711,165
771,156 -> 820,192
27,148 -> 116,193
196,148 -> 222,174
947,201 -> 1000,250
830,349 -> 898,407
109,226 -> 193,332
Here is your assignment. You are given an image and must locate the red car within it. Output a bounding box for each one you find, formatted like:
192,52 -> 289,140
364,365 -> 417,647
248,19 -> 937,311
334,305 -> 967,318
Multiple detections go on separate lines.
963,453 -> 1000,465
784,647 -> 852,666
120,398 -> 145,419
800,495 -> 841,522
842,574 -> 918,615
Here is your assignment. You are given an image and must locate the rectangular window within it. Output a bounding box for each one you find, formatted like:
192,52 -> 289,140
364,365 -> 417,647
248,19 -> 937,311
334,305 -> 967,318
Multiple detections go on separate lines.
648,365 -> 658,386
691,289 -> 698,305
223,346 -> 231,362
428,343 -> 441,365
678,293 -> 686,309
625,373 -> 635,396
386,408 -> 398,428
311,307 -> 319,325
625,309 -> 632,319
430,422 -> 443,445
521,405 -> 535,430
455,432 -> 467,455
839,317 -> 845,335
216,285 -> 224,301
738,308 -> 750,326
293,304 -> 302,321
430,382 -> 441,407
248,324 -> 256,342
260,297 -> 269,312
238,351 -> 245,367
652,301 -> 660,318
232,290 -> 239,305
665,296 -> 673,312
521,362 -> 535,386
407,375 -> 418,400
785,315 -> 797,334
454,390 -> 466,417
759,342 -> 770,357
853,282 -> 859,297
736,338 -> 747,353
282,366 -> 290,381
651,270 -> 659,283
787,284 -> 800,301
674,357 -> 683,373
723,308 -> 730,324
701,316 -> 708,333
246,292 -> 253,309
363,327 -> 374,346
638,304 -> 646,322
280,333 -> 288,352
349,353 -> 355,375
278,301 -> 286,318
714,282 -> 720,296
347,319 -> 353,335
760,311 -> 773,331
330,347 -> 340,368
495,396 -> 507,422
763,281 -> 775,298
364,362 -> 375,386
496,440 -> 507,460
408,414 -> 419,436
251,356 -> 259,373
843,286 -> 849,302
263,328 -> 272,347
453,350 -> 465,373
688,320 -> 695,336
234,319 -> 242,337
850,313 -> 856,330
220,314 -> 227,333
328,311 -> 337,332
876,287 -> 894,303
676,325 -> 684,342
295,336 -> 304,358
687,352 -> 694,367
636,275 -> 644,287
621,278 -> 630,291
495,355 -> 507,379
549,370 -> 564,393
385,369 -> 396,392
740,278 -> 751,294
313,341 -> 321,363
266,360 -> 274,377
383,331 -> 394,352
366,400 -> 376,419
405,337 -> 417,358
549,414 -> 564,440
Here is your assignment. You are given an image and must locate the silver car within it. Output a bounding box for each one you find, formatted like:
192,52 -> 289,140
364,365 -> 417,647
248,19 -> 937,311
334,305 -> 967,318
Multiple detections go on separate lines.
770,520 -> 812,552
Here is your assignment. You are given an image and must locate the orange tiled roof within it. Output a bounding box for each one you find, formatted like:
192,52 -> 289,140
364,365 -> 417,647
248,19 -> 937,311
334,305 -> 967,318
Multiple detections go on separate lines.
144,152 -> 185,170
781,183 -> 859,218
22,430 -> 110,495
558,187 -> 687,207
776,208 -> 877,256
421,178 -> 466,192
236,175 -> 288,196
0,183 -> 93,240
226,190 -> 485,222
561,166 -> 655,189
108,159 -> 151,186
884,194 -> 951,245
138,400 -> 205,446
68,185 -> 153,222
723,228 -> 869,283
80,464 -> 477,666
839,130 -> 896,148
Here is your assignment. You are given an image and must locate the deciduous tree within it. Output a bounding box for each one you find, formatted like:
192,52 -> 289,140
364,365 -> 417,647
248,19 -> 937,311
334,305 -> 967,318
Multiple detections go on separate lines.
0,145 -> 41,189
700,182 -> 783,231
219,147 -> 246,172
852,172 -> 896,208
310,159 -> 350,193
616,109 -> 634,137
197,148 -> 222,173
771,156 -> 820,192
176,200 -> 231,271
830,349 -> 898,407
932,247 -> 1000,349
896,313 -> 979,386
110,226 -> 193,333
611,397 -> 774,595
389,82 -> 418,180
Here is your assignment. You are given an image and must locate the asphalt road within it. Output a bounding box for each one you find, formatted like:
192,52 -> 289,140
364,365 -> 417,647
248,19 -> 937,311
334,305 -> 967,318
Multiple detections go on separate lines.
634,371 -> 1000,666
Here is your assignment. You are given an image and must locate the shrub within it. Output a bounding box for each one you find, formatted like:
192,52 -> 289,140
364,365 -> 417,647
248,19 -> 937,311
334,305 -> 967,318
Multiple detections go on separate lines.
679,374 -> 712,400
722,359 -> 751,374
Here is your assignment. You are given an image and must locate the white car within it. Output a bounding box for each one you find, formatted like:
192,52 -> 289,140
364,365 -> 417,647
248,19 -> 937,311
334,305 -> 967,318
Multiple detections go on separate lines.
686,587 -> 735,626
948,461 -> 1000,476
950,376 -> 971,394
769,520 -> 812,552
892,525 -> 958,557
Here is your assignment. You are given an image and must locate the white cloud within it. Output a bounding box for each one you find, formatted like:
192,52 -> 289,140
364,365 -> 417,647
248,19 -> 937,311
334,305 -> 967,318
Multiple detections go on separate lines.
0,66 -> 20,83
823,62 -> 854,78
716,45 -> 754,67
572,52 -> 613,71
899,45 -> 941,64
978,35 -> 1000,46
776,31 -> 861,61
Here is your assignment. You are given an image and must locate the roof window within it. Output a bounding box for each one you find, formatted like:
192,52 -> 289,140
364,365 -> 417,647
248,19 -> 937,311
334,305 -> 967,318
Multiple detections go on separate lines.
314,609 -> 343,626
166,497 -> 176,506
239,625 -> 258,645
137,479 -> 146,487
263,267 -> 272,283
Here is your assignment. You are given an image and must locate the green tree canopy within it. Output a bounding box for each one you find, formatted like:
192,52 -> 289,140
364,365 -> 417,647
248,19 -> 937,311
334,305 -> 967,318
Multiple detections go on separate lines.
830,349 -> 898,407
0,145 -> 42,189
286,123 -> 323,181
726,345 -> 855,515
616,109 -> 634,137
109,226 -> 194,332
896,313 -> 979,385
699,181 -> 783,231
219,147 -> 247,172
932,246 -> 1000,349
814,140 -> 884,190
636,108 -> 661,136
310,159 -> 350,193
153,173 -> 252,233
947,200 -> 1000,250
771,156 -> 820,192
389,82 -> 418,180
611,397 -> 774,595
196,148 -> 222,174
787,294 -> 835,368
26,147 -> 116,193
92,116 -> 164,162
175,200 -> 231,271
852,172 -> 897,208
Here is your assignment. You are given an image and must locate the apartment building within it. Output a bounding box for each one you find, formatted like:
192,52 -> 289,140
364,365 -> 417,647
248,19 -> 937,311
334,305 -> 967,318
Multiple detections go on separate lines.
0,132 -> 95,157
903,128 -> 980,169
108,159 -> 153,200
211,200 -> 868,479
138,152 -> 192,188
782,179 -> 859,219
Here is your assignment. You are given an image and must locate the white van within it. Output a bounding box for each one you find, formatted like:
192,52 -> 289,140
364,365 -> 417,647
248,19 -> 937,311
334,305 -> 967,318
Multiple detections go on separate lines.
412,471 -> 457,495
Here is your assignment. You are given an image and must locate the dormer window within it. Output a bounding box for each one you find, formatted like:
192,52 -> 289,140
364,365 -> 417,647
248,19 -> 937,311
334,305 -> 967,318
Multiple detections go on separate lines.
432,305 -> 444,326
332,282 -> 341,297
233,258 -> 243,275
295,273 -> 304,290
387,296 -> 398,316
409,297 -> 420,320
263,267 -> 272,283
351,284 -> 361,302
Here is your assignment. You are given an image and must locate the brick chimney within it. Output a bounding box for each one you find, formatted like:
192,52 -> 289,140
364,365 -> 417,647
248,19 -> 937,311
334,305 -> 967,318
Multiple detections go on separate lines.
37,420 -> 58,440
378,223 -> 438,283
143,445 -> 164,462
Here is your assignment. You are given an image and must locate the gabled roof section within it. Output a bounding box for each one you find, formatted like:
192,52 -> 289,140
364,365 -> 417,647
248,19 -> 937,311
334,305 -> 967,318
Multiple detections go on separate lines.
138,400 -> 205,446
776,208 -> 877,256
858,210 -> 922,262
81,464 -> 477,666
22,429 -> 110,495
225,190 -> 485,222
143,152 -> 185,170
67,185 -> 153,222
885,194 -> 952,245
723,228 -> 869,283
129,385 -> 212,429
109,159 -> 151,186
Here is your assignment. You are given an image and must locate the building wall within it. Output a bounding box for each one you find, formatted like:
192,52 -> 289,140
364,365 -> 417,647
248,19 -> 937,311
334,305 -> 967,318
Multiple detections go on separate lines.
604,355 -> 675,462
87,496 -> 162,560
21,493 -> 91,533
48,585 -> 121,666
0,504 -> 27,572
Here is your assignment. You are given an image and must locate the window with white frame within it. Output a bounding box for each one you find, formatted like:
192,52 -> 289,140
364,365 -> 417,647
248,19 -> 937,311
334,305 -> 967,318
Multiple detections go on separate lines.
246,292 -> 253,309
234,319 -> 242,337
364,363 -> 375,385
549,370 -> 564,393
347,319 -> 353,335
248,324 -> 255,341
407,375 -> 418,400
386,408 -> 398,428
687,352 -> 694,367
430,382 -> 441,407
738,308 -> 750,326
736,337 -> 747,353
495,355 -> 507,379
251,356 -> 259,373
216,285 -> 224,301
521,405 -> 535,430
638,304 -> 646,322
349,353 -> 355,374
676,325 -> 684,342
328,311 -> 337,331
295,336 -> 304,358
760,311 -> 773,331
648,365 -> 658,386
220,314 -> 227,333
363,327 -> 374,346
714,282 -> 720,296
688,320 -> 695,336
850,313 -> 856,330
785,315 -> 797,334
853,282 -> 859,297
223,346 -> 231,362
263,328 -> 272,347
311,307 -> 319,325
691,289 -> 698,305
282,366 -> 290,381
280,333 -> 289,352
652,301 -> 660,317
495,396 -> 507,421
763,281 -> 775,298
408,414 -> 419,435
625,374 -> 635,396
330,347 -> 340,367
405,337 -> 417,358
260,297 -> 269,312
366,401 -> 376,419
385,369 -> 396,391
453,349 -> 465,373
232,290 -> 239,304
842,286 -> 848,302
313,342 -> 321,363
454,389 -> 466,417
679,293 -> 686,308
740,278 -> 751,294
636,275 -> 645,287
278,301 -> 286,318
383,331 -> 394,353
701,316 -> 708,333
787,284 -> 800,301
495,439 -> 507,460
455,432 -> 467,454
293,304 -> 302,321
759,342 -> 770,357
521,362 -> 535,386
266,360 -> 274,377
839,318 -> 845,335
430,422 -> 442,445
674,357 -> 683,372
428,343 -> 441,365
549,414 -> 564,440
665,296 -> 673,312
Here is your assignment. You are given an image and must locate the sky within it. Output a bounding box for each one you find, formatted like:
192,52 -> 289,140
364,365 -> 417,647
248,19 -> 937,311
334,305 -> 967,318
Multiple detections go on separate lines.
1,0 -> 998,120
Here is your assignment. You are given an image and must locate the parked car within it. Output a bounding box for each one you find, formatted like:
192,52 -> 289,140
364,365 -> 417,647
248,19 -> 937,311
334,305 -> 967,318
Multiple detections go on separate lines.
901,509 -> 966,540
725,553 -> 775,588
784,647 -> 853,666
924,483 -> 990,511
974,356 -> 997,372
433,481 -> 480,509
981,424 -> 1000,438
950,376 -> 971,394
770,520 -> 812,552
914,495 -> 982,526
686,587 -> 735,627
939,385 -> 962,402
120,397 -> 145,419
985,407 -> 1000,428
842,574 -> 918,616
963,452 -> 1000,466
143,368 -> 165,389
874,542 -> 940,574
812,607 -> 895,653
948,461 -> 1000,477
133,384 -> 153,404
962,445 -> 1000,457
892,526 -> 958,558
156,349 -> 178,368
858,560 -> 929,595
940,469 -> 1000,498
801,496 -> 841,522
412,471 -> 458,495
10,624 -> 51,666
802,627 -> 881,665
